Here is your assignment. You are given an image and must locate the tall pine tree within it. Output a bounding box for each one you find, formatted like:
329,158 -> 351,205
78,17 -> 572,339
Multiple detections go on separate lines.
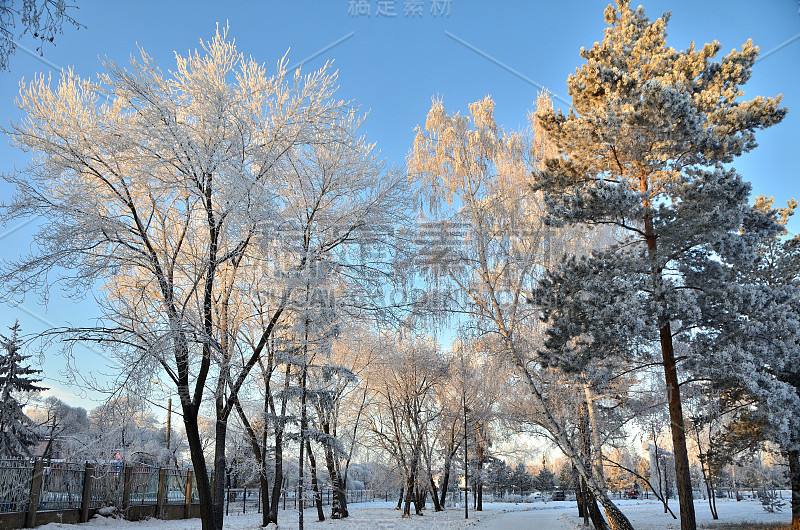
0,321 -> 45,457
533,2 -> 785,528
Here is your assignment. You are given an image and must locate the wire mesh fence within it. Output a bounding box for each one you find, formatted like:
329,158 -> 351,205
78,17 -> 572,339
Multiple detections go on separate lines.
0,460 -> 33,513
129,466 -> 160,505
88,466 -> 124,508
0,459 -> 385,524
39,462 -> 84,510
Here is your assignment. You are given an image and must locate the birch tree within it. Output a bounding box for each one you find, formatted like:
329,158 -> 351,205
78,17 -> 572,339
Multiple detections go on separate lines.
409,96 -> 634,529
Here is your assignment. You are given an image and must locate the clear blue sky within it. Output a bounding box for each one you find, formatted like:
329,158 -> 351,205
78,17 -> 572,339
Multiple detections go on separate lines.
1,0 -> 798,407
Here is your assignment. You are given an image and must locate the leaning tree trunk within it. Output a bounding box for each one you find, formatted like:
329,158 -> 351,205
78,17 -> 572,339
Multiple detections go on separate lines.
586,484 -> 610,530
505,335 -> 634,530
429,474 -> 442,512
660,321 -> 696,530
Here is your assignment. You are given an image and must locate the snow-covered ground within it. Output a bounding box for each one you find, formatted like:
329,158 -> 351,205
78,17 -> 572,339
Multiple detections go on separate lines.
37,498 -> 792,529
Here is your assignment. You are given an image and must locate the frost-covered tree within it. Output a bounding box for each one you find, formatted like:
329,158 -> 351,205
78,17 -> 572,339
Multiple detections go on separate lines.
0,26 -> 360,530
28,395 -> 89,462
0,320 -> 45,457
533,2 -> 785,528
691,196 -> 800,528
409,95 -> 634,529
366,333 -> 445,518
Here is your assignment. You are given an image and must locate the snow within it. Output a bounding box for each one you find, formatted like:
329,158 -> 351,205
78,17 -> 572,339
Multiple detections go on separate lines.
35,497 -> 792,529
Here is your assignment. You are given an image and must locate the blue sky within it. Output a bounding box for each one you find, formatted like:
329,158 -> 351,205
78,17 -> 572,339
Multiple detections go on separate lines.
1,0 -> 798,407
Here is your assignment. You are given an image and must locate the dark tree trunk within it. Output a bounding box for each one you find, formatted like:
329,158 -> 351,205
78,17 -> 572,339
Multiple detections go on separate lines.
429,474 -> 442,511
575,467 -> 586,520
233,395 -> 270,527
414,486 -> 424,514
298,363 -> 308,530
269,364 -> 292,524
789,449 -> 800,530
439,454 -> 452,508
396,487 -> 404,510
321,428 -> 348,518
660,321 -> 696,530
402,475 -> 414,517
643,209 -> 696,530
476,428 -> 483,511
306,440 -> 325,522
182,403 -> 214,530
586,485 -> 610,530
212,405 -> 228,530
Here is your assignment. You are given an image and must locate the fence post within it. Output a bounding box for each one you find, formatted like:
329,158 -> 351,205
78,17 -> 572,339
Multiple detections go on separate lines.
79,462 -> 93,523
184,470 -> 193,519
122,466 -> 132,516
25,459 -> 44,528
157,467 -> 166,519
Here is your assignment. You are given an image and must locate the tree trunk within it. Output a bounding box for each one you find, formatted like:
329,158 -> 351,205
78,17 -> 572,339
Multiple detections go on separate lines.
584,384 -> 606,491
413,486 -> 424,515
402,475 -> 414,517
586,485 -> 610,530
789,449 -> 800,530
429,474 -> 443,512
476,430 -> 483,512
396,487 -> 404,510
575,467 -> 586,521
182,404 -> 214,530
306,440 -> 325,522
212,405 -> 228,530
233,395 -> 270,527
269,364 -> 292,524
643,206 -> 697,530
660,321 -> 697,530
439,452 -> 452,508
581,478 -> 590,526
298,362 -> 308,530
321,427 -> 348,518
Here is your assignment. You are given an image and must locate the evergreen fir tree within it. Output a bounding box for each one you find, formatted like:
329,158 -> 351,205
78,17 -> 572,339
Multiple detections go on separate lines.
0,320 -> 46,457
533,2 -> 786,528
533,465 -> 556,492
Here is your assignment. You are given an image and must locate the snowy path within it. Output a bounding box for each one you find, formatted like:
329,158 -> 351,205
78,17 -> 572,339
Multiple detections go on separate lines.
36,498 -> 792,529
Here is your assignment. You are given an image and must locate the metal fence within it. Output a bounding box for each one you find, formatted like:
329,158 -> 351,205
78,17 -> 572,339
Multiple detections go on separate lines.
39,463 -> 84,511
1,459 -> 379,520
0,460 -> 33,513
0,459 -> 202,528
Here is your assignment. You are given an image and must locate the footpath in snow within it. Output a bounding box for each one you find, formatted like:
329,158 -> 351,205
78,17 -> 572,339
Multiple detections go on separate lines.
37,498 -> 792,529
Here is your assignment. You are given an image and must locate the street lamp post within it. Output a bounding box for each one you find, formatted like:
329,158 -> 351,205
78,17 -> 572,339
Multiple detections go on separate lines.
463,396 -> 469,520
152,380 -> 172,464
